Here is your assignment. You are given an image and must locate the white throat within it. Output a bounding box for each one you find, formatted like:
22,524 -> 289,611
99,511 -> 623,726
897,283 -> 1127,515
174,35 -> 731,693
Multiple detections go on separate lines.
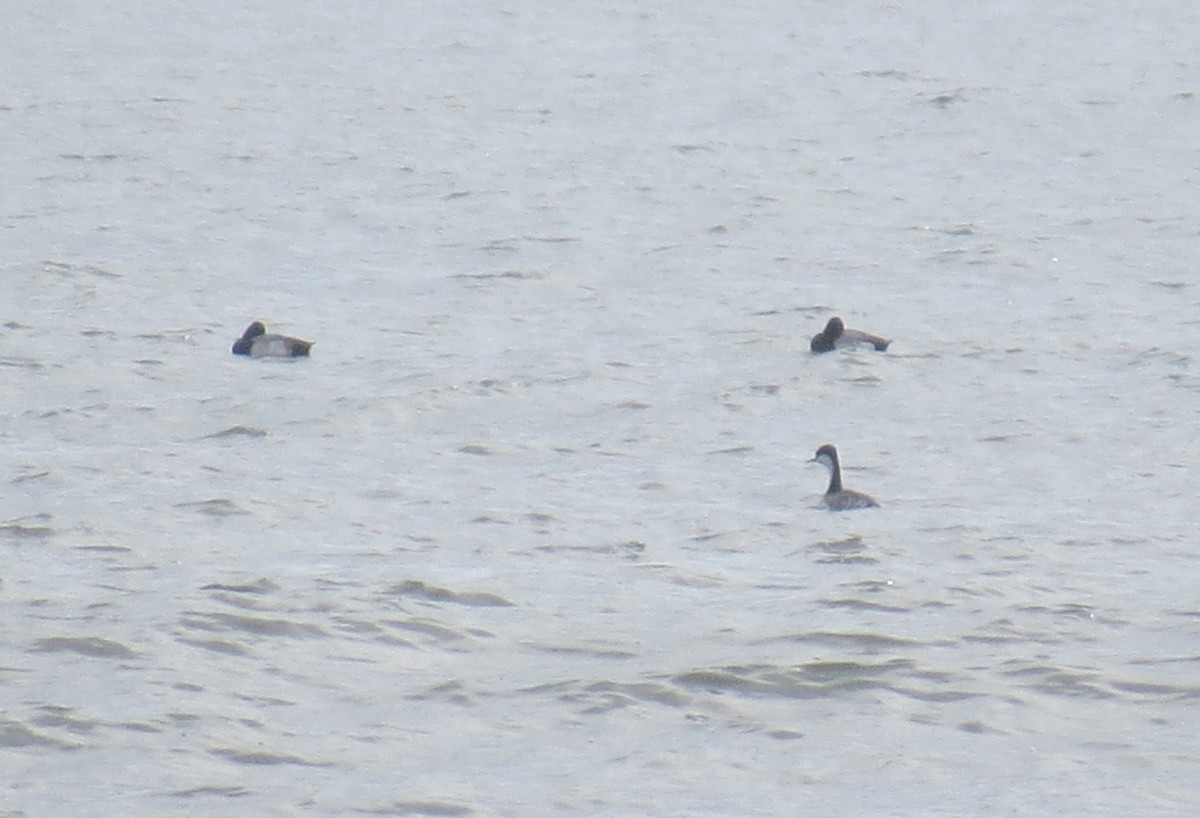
814,452 -> 836,474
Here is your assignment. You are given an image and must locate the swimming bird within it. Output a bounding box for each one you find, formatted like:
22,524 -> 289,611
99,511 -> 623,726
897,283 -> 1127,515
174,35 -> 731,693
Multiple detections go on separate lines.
809,444 -> 879,510
810,316 -> 890,353
231,322 -> 313,358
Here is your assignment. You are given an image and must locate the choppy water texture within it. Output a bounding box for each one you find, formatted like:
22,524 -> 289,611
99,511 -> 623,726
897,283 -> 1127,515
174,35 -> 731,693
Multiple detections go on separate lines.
4,2 -> 1200,816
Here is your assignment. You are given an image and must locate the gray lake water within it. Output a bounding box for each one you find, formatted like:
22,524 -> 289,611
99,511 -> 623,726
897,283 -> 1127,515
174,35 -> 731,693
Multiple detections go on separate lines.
3,2 -> 1199,816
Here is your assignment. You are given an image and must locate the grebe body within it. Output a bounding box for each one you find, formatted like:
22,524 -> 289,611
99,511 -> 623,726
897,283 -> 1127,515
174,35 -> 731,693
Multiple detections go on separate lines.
810,444 -> 879,511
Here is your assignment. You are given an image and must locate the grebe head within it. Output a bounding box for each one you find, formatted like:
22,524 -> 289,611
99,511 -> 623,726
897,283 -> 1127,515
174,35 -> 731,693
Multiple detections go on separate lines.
809,443 -> 878,509
810,444 -> 839,472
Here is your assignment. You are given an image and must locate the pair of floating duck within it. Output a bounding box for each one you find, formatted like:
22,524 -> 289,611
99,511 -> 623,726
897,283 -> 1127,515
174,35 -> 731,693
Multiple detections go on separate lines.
809,316 -> 888,510
231,316 -> 885,361
231,317 -> 886,358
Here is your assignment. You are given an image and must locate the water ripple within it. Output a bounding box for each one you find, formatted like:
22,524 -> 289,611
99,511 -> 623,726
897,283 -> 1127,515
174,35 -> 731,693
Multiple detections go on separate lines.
818,597 -> 911,613
174,498 -> 249,517
806,535 -> 877,564
31,636 -> 138,659
180,612 -> 326,639
570,680 -> 690,712
0,718 -> 80,749
355,799 -> 474,816
1001,661 -> 1200,701
201,426 -> 268,440
210,747 -> 332,767
381,617 -> 481,644
1,514 -> 55,539
384,580 -> 513,608
200,578 -> 279,595
765,630 -> 923,651
673,659 -> 914,699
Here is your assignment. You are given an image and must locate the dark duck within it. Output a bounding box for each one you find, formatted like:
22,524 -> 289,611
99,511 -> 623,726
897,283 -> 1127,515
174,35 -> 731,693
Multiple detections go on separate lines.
810,316 -> 890,353
231,322 -> 313,358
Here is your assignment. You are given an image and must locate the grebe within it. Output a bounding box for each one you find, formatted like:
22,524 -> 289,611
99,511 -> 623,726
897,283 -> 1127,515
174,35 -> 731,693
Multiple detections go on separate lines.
810,317 -> 890,353
232,322 -> 314,358
810,444 -> 879,510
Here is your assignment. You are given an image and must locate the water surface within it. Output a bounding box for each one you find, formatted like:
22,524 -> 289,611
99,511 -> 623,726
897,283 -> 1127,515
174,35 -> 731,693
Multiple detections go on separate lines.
3,2 -> 1199,816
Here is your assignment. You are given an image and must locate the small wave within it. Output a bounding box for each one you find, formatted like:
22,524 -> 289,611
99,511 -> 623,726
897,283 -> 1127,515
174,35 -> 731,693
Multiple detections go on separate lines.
170,785 -> 252,798
528,643 -> 638,660
673,659 -> 914,699
407,680 -> 474,705
709,445 -> 754,456
74,544 -> 132,555
31,636 -> 138,659
513,678 -> 688,716
210,747 -> 331,767
999,662 -> 1116,699
1014,602 -> 1127,627
385,580 -> 513,608
0,356 -> 44,370
11,470 -> 50,484
452,268 -> 546,280
958,720 -> 1001,734
356,799 -> 474,816
858,68 -> 910,80
31,704 -> 101,735
382,617 -> 475,643
200,578 -> 279,594
818,597 -> 911,613
178,638 -> 250,656
532,540 -> 645,559
0,718 -> 80,749
580,679 -> 689,708
0,519 -> 55,539
174,498 -> 249,517
1109,678 -> 1200,700
1001,661 -> 1200,702
180,612 -> 325,639
201,426 -> 268,439
806,535 -> 877,564
766,630 -> 921,651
